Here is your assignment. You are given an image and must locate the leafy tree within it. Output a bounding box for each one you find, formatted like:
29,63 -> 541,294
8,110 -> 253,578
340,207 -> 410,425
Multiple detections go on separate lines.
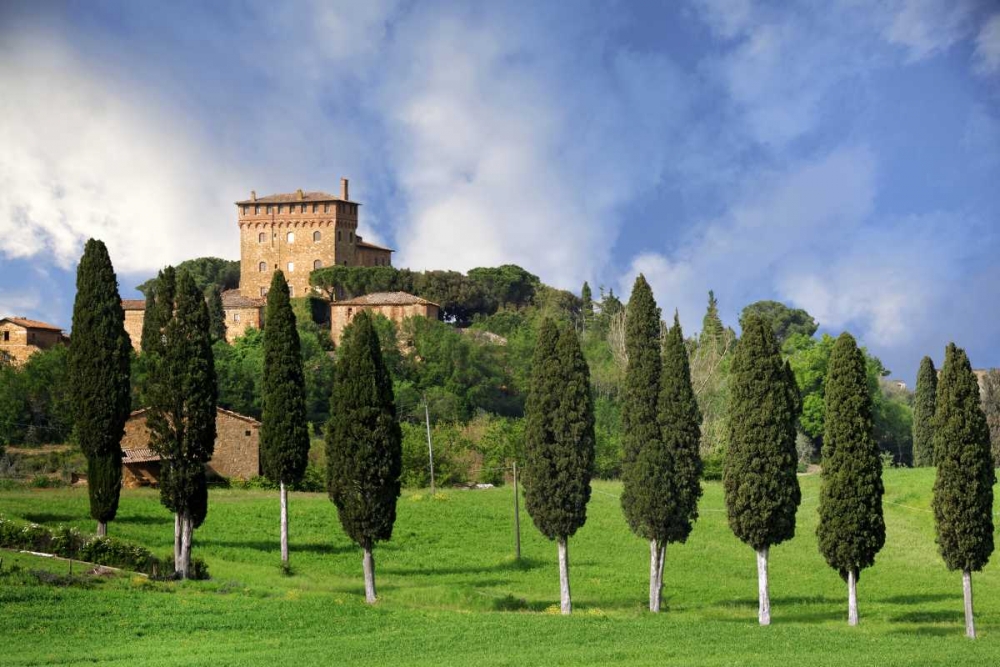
326,311 -> 402,603
206,285 -> 226,343
67,239 -> 132,537
619,274 -> 672,611
146,269 -> 218,578
817,333 -> 885,626
912,356 -> 938,467
522,319 -> 595,614
932,343 -> 995,638
467,264 -> 540,310
740,300 -> 818,344
137,257 -> 238,296
724,313 -> 801,626
652,312 -> 703,610
980,369 -> 1000,467
260,271 -> 310,567
700,290 -> 725,352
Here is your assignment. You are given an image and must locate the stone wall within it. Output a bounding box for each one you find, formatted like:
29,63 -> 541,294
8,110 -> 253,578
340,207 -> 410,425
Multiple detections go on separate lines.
124,309 -> 145,351
0,322 -> 62,366
223,306 -> 263,342
330,302 -> 440,346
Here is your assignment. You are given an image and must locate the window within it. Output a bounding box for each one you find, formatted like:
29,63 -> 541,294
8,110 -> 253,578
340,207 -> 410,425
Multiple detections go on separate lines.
349,232 -> 354,243
3,331 -> 9,342
300,204 -> 306,214
337,230 -> 342,242
289,285 -> 295,296
313,259 -> 322,270
233,313 -> 241,323
259,261 -> 267,272
312,203 -> 318,213
324,203 -> 330,213
260,287 -> 267,297
241,205 -> 247,215
245,430 -> 251,437
313,231 -> 321,242
287,262 -> 295,272
278,204 -> 284,214
287,232 -> 295,243
258,232 -> 265,243
254,205 -> 260,215
347,308 -> 353,319
266,205 -> 273,214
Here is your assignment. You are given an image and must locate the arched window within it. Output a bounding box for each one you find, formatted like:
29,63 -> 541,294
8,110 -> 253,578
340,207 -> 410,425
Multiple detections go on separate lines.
313,259 -> 322,270
287,262 -> 295,272
258,232 -> 265,243
259,261 -> 267,273
287,232 -> 295,243
313,231 -> 321,242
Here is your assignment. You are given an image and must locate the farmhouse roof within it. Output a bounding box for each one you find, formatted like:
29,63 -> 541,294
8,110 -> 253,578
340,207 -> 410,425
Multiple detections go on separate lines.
121,299 -> 147,311
121,448 -> 160,464
235,191 -> 357,205
356,239 -> 395,253
332,292 -> 440,308
128,406 -> 261,426
221,290 -> 265,309
0,317 -> 63,332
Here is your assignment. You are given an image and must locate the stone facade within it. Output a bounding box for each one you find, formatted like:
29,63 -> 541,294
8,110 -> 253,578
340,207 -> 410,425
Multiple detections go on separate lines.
120,407 -> 261,485
330,292 -> 441,346
122,300 -> 146,351
236,179 -> 392,300
0,317 -> 65,366
121,293 -> 264,349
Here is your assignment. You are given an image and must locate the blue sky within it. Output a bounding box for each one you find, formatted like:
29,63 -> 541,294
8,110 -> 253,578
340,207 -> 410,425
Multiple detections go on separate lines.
1,0 -> 998,384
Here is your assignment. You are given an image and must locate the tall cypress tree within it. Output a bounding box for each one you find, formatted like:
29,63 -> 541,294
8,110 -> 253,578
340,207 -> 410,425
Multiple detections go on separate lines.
700,290 -> 725,353
912,356 -> 938,467
326,311 -> 402,604
817,332 -> 885,626
932,343 -> 995,638
141,266 -> 175,356
261,271 -> 310,567
523,319 -> 595,614
581,282 -> 594,331
206,285 -> 227,343
653,312 -> 703,611
146,269 -> 217,578
67,239 -> 132,537
619,275 -> 673,611
724,313 -> 801,625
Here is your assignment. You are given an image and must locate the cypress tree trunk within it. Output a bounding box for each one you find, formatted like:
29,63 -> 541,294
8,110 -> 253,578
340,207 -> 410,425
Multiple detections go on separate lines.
848,569 -> 858,626
756,548 -> 770,626
963,570 -> 975,639
558,537 -> 571,615
649,540 -> 664,612
658,544 -> 666,591
363,544 -> 377,604
174,513 -> 182,571
280,482 -> 289,565
96,521 -> 107,537
180,513 -> 193,579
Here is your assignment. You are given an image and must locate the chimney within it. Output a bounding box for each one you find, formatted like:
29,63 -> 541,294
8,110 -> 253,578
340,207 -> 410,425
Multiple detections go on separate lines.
341,177 -> 349,201
251,190 -> 257,202
297,188 -> 304,200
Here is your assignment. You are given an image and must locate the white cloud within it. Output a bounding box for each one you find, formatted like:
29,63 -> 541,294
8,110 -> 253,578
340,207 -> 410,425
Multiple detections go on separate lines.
881,0 -> 978,61
974,13 -> 1000,74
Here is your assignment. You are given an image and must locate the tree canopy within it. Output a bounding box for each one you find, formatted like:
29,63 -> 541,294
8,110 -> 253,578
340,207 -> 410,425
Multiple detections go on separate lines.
740,300 -> 818,343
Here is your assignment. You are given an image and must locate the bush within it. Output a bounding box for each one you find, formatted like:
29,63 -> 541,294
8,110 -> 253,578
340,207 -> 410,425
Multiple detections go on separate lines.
702,450 -> 725,481
29,475 -> 66,489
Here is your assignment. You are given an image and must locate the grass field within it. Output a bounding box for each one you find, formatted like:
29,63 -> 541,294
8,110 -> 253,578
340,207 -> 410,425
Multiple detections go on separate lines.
1,469 -> 999,665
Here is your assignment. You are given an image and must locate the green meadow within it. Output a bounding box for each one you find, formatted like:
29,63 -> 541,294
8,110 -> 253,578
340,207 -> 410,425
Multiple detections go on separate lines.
1,468 -> 999,666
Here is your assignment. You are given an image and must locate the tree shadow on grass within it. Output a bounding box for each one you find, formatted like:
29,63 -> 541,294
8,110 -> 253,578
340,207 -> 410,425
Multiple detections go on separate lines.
382,556 -> 545,577
21,513 -> 78,524
890,610 -> 964,625
878,593 -> 953,605
887,625 -> 960,637
115,515 -> 169,526
199,539 -> 356,556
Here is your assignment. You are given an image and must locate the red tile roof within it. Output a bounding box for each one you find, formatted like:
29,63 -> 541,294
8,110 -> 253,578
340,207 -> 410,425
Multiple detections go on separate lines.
121,299 -> 147,311
333,292 -> 440,308
356,239 -> 395,252
221,290 -> 265,309
0,317 -> 63,332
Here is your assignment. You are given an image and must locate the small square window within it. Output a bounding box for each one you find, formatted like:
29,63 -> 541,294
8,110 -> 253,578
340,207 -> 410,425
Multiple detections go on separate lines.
287,262 -> 295,272
245,430 -> 251,437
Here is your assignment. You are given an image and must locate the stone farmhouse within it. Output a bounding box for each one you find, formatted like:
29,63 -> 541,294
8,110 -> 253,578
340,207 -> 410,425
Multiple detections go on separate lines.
330,292 -> 441,346
0,317 -> 67,366
121,406 -> 261,487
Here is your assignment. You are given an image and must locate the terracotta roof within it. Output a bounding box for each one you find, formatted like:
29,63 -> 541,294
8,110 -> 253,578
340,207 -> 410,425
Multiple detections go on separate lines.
0,317 -> 63,332
129,406 -> 261,426
122,448 -> 161,464
235,191 -> 356,205
356,239 -> 395,253
333,291 -> 440,308
221,289 -> 265,309
121,299 -> 146,311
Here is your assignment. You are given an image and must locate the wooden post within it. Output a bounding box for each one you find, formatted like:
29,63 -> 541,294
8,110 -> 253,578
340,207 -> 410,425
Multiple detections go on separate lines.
424,398 -> 435,495
513,461 -> 521,561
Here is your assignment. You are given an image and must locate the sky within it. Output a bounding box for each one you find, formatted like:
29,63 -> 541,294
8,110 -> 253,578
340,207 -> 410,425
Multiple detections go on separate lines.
1,0 -> 998,384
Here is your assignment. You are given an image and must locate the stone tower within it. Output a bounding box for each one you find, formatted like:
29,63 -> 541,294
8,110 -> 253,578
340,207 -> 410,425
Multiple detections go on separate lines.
235,178 -> 392,299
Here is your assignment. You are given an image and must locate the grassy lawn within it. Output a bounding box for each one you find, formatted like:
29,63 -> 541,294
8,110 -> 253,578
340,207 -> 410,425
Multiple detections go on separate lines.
1,468 -> 999,665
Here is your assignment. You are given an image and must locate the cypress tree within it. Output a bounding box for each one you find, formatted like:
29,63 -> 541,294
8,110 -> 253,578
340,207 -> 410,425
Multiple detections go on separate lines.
581,282 -> 594,330
619,274 -> 673,611
326,311 -> 402,603
67,239 -> 132,537
932,343 -> 995,638
261,271 -> 310,567
912,356 -> 938,467
146,269 -> 218,578
817,332 -> 885,626
700,290 -> 725,353
724,313 -> 801,625
653,312 -> 703,611
523,319 -> 595,614
206,285 -> 226,343
141,267 -> 175,356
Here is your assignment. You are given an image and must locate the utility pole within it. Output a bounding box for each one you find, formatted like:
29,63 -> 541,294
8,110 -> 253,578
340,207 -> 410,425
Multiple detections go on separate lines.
513,460 -> 521,560
424,396 -> 435,495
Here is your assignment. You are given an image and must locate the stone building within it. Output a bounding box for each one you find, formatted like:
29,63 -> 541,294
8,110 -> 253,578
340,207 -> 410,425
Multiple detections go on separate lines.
0,317 -> 66,365
121,290 -> 265,349
330,291 -> 440,346
236,178 -> 393,300
122,300 -> 147,351
120,406 -> 261,487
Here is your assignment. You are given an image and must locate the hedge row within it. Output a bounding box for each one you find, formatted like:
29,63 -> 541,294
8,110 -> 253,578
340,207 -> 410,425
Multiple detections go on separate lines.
0,516 -> 208,580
